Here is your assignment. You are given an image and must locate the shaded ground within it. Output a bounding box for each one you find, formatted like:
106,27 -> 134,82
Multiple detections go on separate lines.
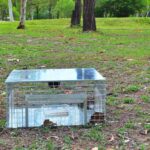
0,18 -> 150,150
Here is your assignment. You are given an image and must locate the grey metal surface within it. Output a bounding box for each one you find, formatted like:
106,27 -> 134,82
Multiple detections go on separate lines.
5,68 -> 105,83
6,68 -> 106,128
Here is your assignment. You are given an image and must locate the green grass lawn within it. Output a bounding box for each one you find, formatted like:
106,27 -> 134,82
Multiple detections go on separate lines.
0,18 -> 150,150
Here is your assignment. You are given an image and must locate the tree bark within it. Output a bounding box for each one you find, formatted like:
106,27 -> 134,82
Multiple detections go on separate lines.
8,0 -> 14,22
83,0 -> 96,32
17,0 -> 27,29
71,0 -> 81,27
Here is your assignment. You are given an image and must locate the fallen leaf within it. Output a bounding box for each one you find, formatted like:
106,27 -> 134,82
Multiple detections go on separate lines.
50,136 -> 59,140
8,58 -> 20,62
124,138 -> 130,143
139,129 -> 148,135
91,147 -> 98,150
64,90 -> 73,94
127,59 -> 134,61
1,92 -> 6,96
39,65 -> 46,68
109,134 -> 115,142
27,39 -> 32,43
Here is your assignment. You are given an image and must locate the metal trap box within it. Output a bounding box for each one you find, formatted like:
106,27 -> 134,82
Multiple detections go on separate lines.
5,68 -> 106,128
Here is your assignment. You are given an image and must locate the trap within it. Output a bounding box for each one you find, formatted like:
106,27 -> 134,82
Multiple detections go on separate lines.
5,68 -> 106,128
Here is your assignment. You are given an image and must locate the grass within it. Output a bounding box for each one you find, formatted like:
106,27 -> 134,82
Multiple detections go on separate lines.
0,119 -> 6,128
83,125 -> 105,142
106,96 -> 121,106
123,97 -> 135,104
144,124 -> 150,130
123,85 -> 140,93
141,95 -> 150,103
46,140 -> 56,150
63,135 -> 72,149
14,139 -> 56,150
117,127 -> 127,137
0,17 -> 150,149
139,144 -> 147,150
124,120 -> 135,129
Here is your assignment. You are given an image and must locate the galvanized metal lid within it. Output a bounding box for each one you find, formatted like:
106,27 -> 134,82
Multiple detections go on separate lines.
5,68 -> 106,83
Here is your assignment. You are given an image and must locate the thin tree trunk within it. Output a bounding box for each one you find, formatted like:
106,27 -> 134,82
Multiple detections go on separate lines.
147,11 -> 150,17
30,5 -> 34,20
8,0 -> 14,22
83,0 -> 96,32
146,0 -> 150,17
71,0 -> 81,27
17,0 -> 27,29
14,0 -> 17,7
1,10 -> 5,20
1,9 -> 7,20
29,0 -> 34,20
146,8 -> 150,17
48,3 -> 52,19
36,6 -> 39,19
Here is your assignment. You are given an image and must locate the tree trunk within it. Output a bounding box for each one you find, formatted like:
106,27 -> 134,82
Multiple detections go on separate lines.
36,6 -> 39,19
1,9 -> 7,20
71,0 -> 81,27
8,0 -> 14,22
146,8 -> 150,17
83,0 -> 96,32
17,0 -> 27,29
29,5 -> 34,20
146,0 -> 150,17
147,11 -> 150,17
48,3 -> 52,19
29,0 -> 34,20
13,0 -> 17,7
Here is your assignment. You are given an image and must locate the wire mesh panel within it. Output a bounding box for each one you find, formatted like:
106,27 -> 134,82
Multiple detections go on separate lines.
5,68 -> 106,128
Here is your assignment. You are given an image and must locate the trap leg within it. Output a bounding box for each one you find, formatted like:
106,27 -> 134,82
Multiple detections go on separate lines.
84,98 -> 87,125
25,97 -> 28,127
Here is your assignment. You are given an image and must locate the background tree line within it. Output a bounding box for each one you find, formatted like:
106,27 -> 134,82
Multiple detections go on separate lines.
95,0 -> 150,17
0,0 -> 150,21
